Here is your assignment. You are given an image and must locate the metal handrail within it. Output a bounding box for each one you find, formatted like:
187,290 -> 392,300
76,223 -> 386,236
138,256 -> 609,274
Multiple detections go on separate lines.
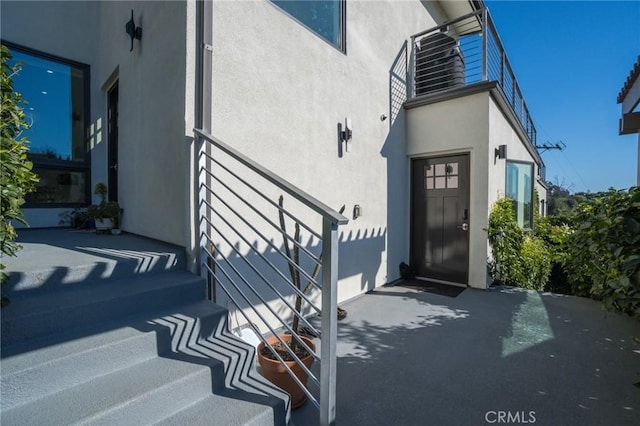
194,129 -> 348,227
409,7 -> 538,146
194,128 -> 348,426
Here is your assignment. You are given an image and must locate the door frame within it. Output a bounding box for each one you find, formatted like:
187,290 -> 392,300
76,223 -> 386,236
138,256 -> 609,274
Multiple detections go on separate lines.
107,81 -> 119,203
409,152 -> 471,286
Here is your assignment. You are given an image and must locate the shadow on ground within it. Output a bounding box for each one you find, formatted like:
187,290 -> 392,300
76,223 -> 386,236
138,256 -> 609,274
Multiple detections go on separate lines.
293,285 -> 640,426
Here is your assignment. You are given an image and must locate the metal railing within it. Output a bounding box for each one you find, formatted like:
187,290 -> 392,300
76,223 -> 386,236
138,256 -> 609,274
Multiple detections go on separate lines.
409,8 -> 537,145
194,128 -> 348,426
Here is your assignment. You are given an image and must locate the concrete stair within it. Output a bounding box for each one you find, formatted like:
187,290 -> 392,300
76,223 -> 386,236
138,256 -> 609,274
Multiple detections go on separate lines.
0,230 -> 289,425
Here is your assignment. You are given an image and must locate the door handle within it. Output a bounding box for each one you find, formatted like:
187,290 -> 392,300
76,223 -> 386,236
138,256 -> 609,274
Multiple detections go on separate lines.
457,223 -> 469,231
110,164 -> 118,170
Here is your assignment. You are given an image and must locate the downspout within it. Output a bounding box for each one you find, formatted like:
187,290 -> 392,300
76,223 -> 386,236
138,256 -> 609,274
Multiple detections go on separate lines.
189,0 -> 213,274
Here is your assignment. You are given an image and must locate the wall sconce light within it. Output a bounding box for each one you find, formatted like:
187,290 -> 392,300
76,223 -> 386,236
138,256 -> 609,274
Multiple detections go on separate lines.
340,117 -> 353,152
495,144 -> 507,160
126,10 -> 142,52
353,204 -> 362,220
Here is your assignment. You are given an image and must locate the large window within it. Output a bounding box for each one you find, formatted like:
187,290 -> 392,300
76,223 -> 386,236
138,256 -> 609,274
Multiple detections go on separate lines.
5,43 -> 90,205
506,161 -> 534,229
271,1 -> 345,50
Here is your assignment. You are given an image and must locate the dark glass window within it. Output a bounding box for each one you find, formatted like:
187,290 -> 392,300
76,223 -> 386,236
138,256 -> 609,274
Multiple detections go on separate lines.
506,161 -> 534,229
272,1 -> 345,50
6,44 -> 90,205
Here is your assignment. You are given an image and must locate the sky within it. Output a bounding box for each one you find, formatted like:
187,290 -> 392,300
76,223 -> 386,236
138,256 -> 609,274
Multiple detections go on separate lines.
484,0 -> 640,193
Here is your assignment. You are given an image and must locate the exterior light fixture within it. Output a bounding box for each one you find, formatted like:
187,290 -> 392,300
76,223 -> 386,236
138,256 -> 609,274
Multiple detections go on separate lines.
495,144 -> 507,160
125,10 -> 142,52
353,204 -> 362,220
340,117 -> 353,152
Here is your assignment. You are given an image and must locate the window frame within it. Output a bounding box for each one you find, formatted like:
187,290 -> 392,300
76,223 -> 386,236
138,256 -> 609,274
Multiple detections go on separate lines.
505,159 -> 534,230
2,40 -> 91,207
270,0 -> 347,53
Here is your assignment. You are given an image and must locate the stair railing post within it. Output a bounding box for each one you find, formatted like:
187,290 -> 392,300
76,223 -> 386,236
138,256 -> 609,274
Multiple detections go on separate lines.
319,217 -> 338,426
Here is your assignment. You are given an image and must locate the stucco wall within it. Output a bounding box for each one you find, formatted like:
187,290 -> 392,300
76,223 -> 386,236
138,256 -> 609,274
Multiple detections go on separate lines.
210,0 -> 444,302
406,92 -> 490,288
406,89 -> 545,289
2,1 -> 191,246
1,1 -> 100,228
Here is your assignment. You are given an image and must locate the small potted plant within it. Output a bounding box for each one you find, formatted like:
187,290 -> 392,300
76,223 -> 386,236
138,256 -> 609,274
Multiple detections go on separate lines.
88,183 -> 121,232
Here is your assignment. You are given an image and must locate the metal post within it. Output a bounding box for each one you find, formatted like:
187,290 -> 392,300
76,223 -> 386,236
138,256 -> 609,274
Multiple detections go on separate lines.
408,36 -> 416,99
319,217 -> 338,426
196,134 -> 210,297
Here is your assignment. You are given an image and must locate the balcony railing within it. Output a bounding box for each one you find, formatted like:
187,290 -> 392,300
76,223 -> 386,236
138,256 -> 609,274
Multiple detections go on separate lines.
194,129 -> 348,426
409,8 -> 537,145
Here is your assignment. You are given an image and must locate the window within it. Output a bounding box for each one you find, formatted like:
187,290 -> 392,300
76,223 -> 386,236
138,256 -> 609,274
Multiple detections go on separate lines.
5,43 -> 90,205
271,1 -> 345,50
506,161 -> 533,229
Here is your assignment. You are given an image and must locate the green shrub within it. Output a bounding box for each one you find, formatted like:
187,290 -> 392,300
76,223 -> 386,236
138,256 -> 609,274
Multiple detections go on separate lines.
487,197 -> 552,291
487,197 -> 524,286
520,234 -> 553,291
564,187 -> 640,317
1,44 -> 39,291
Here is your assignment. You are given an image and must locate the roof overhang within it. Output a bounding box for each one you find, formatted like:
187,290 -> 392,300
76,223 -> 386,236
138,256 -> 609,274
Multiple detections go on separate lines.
438,0 -> 483,20
618,56 -> 640,115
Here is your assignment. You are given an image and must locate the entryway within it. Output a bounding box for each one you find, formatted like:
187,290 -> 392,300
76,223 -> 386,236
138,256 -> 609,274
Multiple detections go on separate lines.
410,153 -> 470,285
107,82 -> 119,202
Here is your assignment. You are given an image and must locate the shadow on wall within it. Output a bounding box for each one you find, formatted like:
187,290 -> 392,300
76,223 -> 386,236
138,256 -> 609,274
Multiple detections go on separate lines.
380,41 -> 410,283
208,225 -> 387,335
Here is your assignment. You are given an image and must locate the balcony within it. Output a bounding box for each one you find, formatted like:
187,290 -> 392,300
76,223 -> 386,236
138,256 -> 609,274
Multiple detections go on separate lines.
408,8 -> 538,146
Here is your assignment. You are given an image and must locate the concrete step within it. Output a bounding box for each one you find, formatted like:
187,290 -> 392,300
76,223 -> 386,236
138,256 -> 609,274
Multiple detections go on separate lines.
1,300 -> 228,405
2,356 -> 217,426
1,300 -> 285,425
154,393 -> 279,426
1,270 -> 205,346
2,229 -> 187,295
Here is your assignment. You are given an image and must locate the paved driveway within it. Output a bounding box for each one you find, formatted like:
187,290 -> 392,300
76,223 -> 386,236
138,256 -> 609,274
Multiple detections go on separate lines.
293,285 -> 640,425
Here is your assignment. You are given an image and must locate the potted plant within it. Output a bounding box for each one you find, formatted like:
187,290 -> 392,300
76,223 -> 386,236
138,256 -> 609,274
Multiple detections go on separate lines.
88,183 -> 121,232
256,197 -> 346,409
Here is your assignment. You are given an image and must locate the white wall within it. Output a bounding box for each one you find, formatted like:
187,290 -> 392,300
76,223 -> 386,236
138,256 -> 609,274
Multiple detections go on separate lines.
1,1 -> 100,229
210,0 -> 444,302
406,89 -> 545,289
2,1 -> 192,246
406,92 -> 490,288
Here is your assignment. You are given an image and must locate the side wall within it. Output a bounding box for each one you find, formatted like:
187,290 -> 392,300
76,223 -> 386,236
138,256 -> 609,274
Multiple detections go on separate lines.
1,1 -> 192,246
210,0 -> 445,302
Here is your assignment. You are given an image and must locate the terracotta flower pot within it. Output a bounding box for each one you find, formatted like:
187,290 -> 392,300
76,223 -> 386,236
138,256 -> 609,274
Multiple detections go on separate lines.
257,335 -> 315,409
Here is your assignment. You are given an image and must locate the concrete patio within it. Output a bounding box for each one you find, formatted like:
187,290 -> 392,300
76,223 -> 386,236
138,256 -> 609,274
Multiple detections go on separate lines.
2,229 -> 639,425
292,283 -> 640,425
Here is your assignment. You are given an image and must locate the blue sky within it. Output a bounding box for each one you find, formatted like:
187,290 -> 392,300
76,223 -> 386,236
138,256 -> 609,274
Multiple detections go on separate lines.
485,0 -> 640,193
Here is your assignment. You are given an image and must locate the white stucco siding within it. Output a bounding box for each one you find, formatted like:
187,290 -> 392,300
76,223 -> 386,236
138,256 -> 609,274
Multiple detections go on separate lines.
406,92 -> 490,288
99,1 -> 190,246
210,1 -> 441,302
487,94 -> 542,211
2,1 -> 191,245
1,1 -> 101,228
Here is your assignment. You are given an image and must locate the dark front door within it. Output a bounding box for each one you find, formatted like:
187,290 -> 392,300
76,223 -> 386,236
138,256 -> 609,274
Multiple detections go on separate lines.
411,154 -> 470,284
107,82 -> 119,202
